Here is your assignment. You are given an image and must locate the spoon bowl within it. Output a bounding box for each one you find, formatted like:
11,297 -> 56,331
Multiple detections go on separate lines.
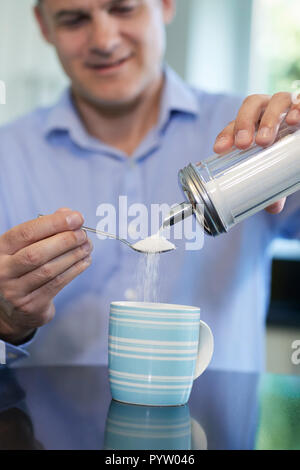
82,226 -> 175,254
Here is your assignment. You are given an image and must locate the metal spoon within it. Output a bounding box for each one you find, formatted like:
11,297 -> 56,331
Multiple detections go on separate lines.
38,215 -> 174,254
81,226 -> 176,254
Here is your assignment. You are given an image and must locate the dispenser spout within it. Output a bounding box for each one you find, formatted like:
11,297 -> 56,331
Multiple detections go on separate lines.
162,202 -> 193,229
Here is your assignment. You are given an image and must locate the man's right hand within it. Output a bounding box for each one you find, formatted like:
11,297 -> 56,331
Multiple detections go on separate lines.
0,208 -> 93,345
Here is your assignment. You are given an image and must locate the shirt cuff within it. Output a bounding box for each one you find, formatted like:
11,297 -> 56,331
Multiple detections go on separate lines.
0,330 -> 37,366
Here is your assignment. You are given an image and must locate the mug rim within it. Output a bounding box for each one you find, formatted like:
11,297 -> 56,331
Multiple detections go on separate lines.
110,301 -> 200,312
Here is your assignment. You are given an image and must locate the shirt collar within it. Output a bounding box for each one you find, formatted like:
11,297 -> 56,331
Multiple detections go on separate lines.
160,64 -> 200,120
42,65 -> 200,151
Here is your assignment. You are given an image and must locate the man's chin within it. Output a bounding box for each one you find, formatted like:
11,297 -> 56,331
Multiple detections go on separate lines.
73,86 -> 145,112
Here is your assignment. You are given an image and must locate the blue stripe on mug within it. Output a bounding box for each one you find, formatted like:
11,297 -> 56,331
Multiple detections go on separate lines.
111,302 -> 200,314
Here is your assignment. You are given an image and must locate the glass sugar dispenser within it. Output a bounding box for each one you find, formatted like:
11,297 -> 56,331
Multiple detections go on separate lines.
163,123 -> 300,236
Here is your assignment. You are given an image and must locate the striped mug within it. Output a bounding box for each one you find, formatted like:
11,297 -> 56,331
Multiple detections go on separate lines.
108,302 -> 214,406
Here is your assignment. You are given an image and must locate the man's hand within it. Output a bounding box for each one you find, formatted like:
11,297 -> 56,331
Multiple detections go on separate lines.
213,92 -> 300,214
0,208 -> 93,345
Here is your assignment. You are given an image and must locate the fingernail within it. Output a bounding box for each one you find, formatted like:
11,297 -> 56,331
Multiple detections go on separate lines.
75,229 -> 87,243
66,213 -> 83,229
236,130 -> 250,143
82,255 -> 92,266
216,136 -> 229,145
257,127 -> 272,140
82,240 -> 92,254
215,136 -> 230,151
217,135 -> 229,142
289,109 -> 300,121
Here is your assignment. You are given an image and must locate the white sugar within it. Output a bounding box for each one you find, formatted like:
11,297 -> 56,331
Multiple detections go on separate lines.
134,232 -> 175,303
132,234 -> 175,254
136,253 -> 160,303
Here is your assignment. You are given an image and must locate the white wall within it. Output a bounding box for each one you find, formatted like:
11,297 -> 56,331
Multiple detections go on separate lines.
165,0 -> 192,79
0,0 -> 67,125
184,0 -> 253,96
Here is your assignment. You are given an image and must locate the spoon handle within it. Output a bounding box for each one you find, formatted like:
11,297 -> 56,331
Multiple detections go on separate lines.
82,225 -> 113,238
82,226 -> 117,241
82,226 -> 132,247
38,215 -> 132,248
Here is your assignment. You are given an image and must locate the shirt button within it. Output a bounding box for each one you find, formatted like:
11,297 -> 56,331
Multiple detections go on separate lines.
124,289 -> 138,301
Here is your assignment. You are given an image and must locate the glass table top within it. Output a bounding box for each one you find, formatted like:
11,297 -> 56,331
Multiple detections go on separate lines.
0,365 -> 299,450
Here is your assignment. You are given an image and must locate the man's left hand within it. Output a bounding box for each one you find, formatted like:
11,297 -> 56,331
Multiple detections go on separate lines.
213,92 -> 300,214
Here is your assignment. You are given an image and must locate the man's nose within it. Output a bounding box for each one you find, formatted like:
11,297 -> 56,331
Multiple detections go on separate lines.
89,14 -> 120,55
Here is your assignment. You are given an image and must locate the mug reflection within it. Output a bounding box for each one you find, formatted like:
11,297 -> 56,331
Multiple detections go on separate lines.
104,400 -> 207,450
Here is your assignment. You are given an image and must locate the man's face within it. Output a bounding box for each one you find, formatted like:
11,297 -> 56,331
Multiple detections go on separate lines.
36,0 -> 175,107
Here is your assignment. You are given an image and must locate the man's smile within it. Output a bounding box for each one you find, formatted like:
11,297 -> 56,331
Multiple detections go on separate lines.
84,54 -> 132,74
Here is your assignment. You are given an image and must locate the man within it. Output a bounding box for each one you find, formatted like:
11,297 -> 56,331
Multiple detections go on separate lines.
0,0 -> 299,370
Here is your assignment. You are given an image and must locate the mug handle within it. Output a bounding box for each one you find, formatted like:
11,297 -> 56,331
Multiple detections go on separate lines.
194,321 -> 214,380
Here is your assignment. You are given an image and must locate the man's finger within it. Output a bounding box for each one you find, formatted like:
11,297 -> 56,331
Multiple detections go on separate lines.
7,229 -> 88,278
233,94 -> 271,149
17,255 -> 92,317
0,209 -> 84,255
13,239 -> 93,297
285,92 -> 300,125
256,92 -> 292,147
265,198 -> 286,214
213,121 -> 235,153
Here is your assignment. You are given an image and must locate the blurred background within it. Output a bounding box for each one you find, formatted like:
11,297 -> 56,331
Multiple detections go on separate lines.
0,0 -> 299,376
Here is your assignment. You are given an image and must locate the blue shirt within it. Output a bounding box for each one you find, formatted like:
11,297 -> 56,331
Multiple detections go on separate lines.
0,67 -> 299,372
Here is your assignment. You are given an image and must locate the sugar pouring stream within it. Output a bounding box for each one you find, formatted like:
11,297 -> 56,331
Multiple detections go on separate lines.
162,122 -> 300,236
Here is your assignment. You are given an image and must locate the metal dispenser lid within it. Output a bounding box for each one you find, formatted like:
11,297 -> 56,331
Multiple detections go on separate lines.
178,164 -> 226,237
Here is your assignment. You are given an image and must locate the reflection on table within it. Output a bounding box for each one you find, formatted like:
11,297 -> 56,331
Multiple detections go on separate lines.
0,366 -> 299,450
104,400 -> 207,450
0,368 -> 43,450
